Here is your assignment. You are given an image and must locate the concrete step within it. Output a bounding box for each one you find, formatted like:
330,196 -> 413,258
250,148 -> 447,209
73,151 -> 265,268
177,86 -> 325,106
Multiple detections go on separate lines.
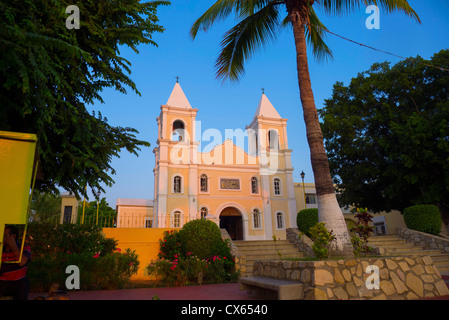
433,259 -> 449,267
429,254 -> 449,261
381,246 -> 428,253
370,235 -> 449,276
245,252 -> 304,260
386,249 -> 444,256
236,245 -> 300,252
234,240 -> 304,277
369,239 -> 408,246
234,240 -> 293,247
436,265 -> 449,273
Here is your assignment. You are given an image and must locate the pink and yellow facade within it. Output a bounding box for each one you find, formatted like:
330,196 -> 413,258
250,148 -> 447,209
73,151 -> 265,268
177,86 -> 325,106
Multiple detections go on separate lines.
148,82 -> 297,240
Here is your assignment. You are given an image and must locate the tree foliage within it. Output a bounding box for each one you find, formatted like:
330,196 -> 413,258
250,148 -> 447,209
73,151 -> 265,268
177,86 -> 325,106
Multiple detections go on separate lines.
320,50 -> 449,221
77,197 -> 117,226
0,0 -> 169,198
30,191 -> 62,222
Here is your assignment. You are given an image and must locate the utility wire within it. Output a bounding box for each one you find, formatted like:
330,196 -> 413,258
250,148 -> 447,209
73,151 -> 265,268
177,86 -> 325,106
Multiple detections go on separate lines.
308,22 -> 449,72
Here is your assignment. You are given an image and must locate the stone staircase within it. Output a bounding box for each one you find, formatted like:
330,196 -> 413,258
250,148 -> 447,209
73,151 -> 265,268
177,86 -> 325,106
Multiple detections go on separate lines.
234,240 -> 304,277
370,235 -> 449,274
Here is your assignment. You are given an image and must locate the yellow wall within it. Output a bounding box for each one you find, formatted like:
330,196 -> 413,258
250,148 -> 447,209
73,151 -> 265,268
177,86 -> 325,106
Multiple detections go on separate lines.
60,195 -> 79,224
102,228 -> 174,280
117,205 -> 153,228
342,210 -> 406,235
294,182 -> 318,213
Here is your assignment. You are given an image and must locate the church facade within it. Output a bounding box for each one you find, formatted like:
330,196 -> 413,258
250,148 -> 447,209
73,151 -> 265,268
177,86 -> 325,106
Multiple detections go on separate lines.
151,82 -> 298,240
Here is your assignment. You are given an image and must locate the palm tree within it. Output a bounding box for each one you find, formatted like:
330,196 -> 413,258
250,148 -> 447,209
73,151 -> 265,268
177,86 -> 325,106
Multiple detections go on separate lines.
191,0 -> 420,257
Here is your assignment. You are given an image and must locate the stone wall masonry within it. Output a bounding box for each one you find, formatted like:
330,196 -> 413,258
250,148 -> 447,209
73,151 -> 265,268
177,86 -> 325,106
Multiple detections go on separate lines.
396,227 -> 449,253
220,228 -> 246,276
252,256 -> 449,300
286,228 -> 314,257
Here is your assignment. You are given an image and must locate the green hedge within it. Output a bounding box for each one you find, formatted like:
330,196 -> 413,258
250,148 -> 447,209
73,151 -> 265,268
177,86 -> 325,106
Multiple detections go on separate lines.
296,208 -> 318,237
178,219 -> 225,260
403,205 -> 442,235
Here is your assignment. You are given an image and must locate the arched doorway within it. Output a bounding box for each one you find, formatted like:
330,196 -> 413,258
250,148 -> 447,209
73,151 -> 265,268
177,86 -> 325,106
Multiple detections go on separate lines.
219,207 -> 243,240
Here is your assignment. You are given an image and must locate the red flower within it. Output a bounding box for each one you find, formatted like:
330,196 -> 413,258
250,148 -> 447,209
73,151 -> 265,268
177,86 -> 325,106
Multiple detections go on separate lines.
93,253 -> 100,258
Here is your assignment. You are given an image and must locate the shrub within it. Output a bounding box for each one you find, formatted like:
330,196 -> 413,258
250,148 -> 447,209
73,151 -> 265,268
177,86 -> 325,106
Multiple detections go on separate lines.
309,222 -> 336,259
148,219 -> 238,286
178,219 -> 224,260
403,205 -> 442,235
27,222 -> 117,257
350,208 -> 374,257
157,230 -> 182,260
297,208 -> 318,237
25,223 -> 138,291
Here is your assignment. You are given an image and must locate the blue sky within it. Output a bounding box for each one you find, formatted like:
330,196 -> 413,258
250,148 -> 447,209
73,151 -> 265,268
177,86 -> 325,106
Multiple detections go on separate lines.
84,1 -> 449,207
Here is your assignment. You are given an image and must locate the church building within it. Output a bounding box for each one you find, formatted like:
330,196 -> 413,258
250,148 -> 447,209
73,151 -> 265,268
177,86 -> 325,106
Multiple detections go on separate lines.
151,82 -> 298,241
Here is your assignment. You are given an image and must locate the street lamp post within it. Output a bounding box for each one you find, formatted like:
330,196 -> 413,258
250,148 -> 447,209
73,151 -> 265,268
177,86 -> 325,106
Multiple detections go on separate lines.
96,190 -> 101,225
300,171 -> 306,210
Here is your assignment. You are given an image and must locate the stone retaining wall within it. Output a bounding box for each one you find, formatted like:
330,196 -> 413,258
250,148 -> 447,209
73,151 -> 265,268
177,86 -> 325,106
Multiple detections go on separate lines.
396,227 -> 449,252
220,229 -> 246,276
252,256 -> 449,300
286,228 -> 314,257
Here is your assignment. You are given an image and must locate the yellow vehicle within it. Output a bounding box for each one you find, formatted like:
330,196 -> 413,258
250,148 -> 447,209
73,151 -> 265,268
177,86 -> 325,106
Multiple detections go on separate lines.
0,131 -> 39,269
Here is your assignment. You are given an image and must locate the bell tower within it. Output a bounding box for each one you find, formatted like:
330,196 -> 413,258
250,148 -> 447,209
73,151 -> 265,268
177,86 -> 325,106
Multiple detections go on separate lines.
153,82 -> 199,228
246,92 -> 297,237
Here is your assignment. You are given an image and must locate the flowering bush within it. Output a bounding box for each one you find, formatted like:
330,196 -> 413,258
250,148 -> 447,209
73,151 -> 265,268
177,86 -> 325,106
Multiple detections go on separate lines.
27,222 -> 117,257
26,223 -> 139,291
147,252 -> 237,287
147,221 -> 238,286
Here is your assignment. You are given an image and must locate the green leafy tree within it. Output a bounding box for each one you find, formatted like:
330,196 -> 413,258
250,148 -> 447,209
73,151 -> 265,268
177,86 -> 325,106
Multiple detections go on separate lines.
190,0 -> 420,257
30,191 -> 62,223
77,197 -> 117,227
320,50 -> 449,227
0,0 -> 169,198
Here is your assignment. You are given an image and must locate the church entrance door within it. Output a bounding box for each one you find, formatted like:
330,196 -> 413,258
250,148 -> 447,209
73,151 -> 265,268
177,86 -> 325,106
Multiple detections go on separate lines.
219,207 -> 243,240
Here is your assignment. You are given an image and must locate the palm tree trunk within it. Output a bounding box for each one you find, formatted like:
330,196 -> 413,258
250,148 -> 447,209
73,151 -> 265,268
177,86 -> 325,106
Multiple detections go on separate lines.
287,0 -> 353,257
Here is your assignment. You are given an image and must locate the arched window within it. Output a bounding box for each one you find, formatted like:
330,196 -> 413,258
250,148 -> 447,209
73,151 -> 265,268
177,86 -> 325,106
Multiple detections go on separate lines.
268,129 -> 279,150
276,212 -> 284,229
251,177 -> 258,194
253,209 -> 261,229
274,178 -> 281,195
248,129 -> 258,156
172,120 -> 185,142
173,211 -> 181,228
173,175 -> 182,193
200,174 -> 208,192
201,207 -> 208,220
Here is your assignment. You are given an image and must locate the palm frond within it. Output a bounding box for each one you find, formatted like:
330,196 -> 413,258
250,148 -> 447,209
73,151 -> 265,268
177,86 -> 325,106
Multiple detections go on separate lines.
190,0 -> 277,39
318,0 -> 420,23
305,6 -> 333,61
214,2 -> 282,82
190,0 -> 242,39
281,5 -> 333,62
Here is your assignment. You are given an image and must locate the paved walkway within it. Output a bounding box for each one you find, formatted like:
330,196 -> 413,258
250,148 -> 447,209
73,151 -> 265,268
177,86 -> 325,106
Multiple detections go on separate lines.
28,276 -> 449,300
28,282 -> 260,300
